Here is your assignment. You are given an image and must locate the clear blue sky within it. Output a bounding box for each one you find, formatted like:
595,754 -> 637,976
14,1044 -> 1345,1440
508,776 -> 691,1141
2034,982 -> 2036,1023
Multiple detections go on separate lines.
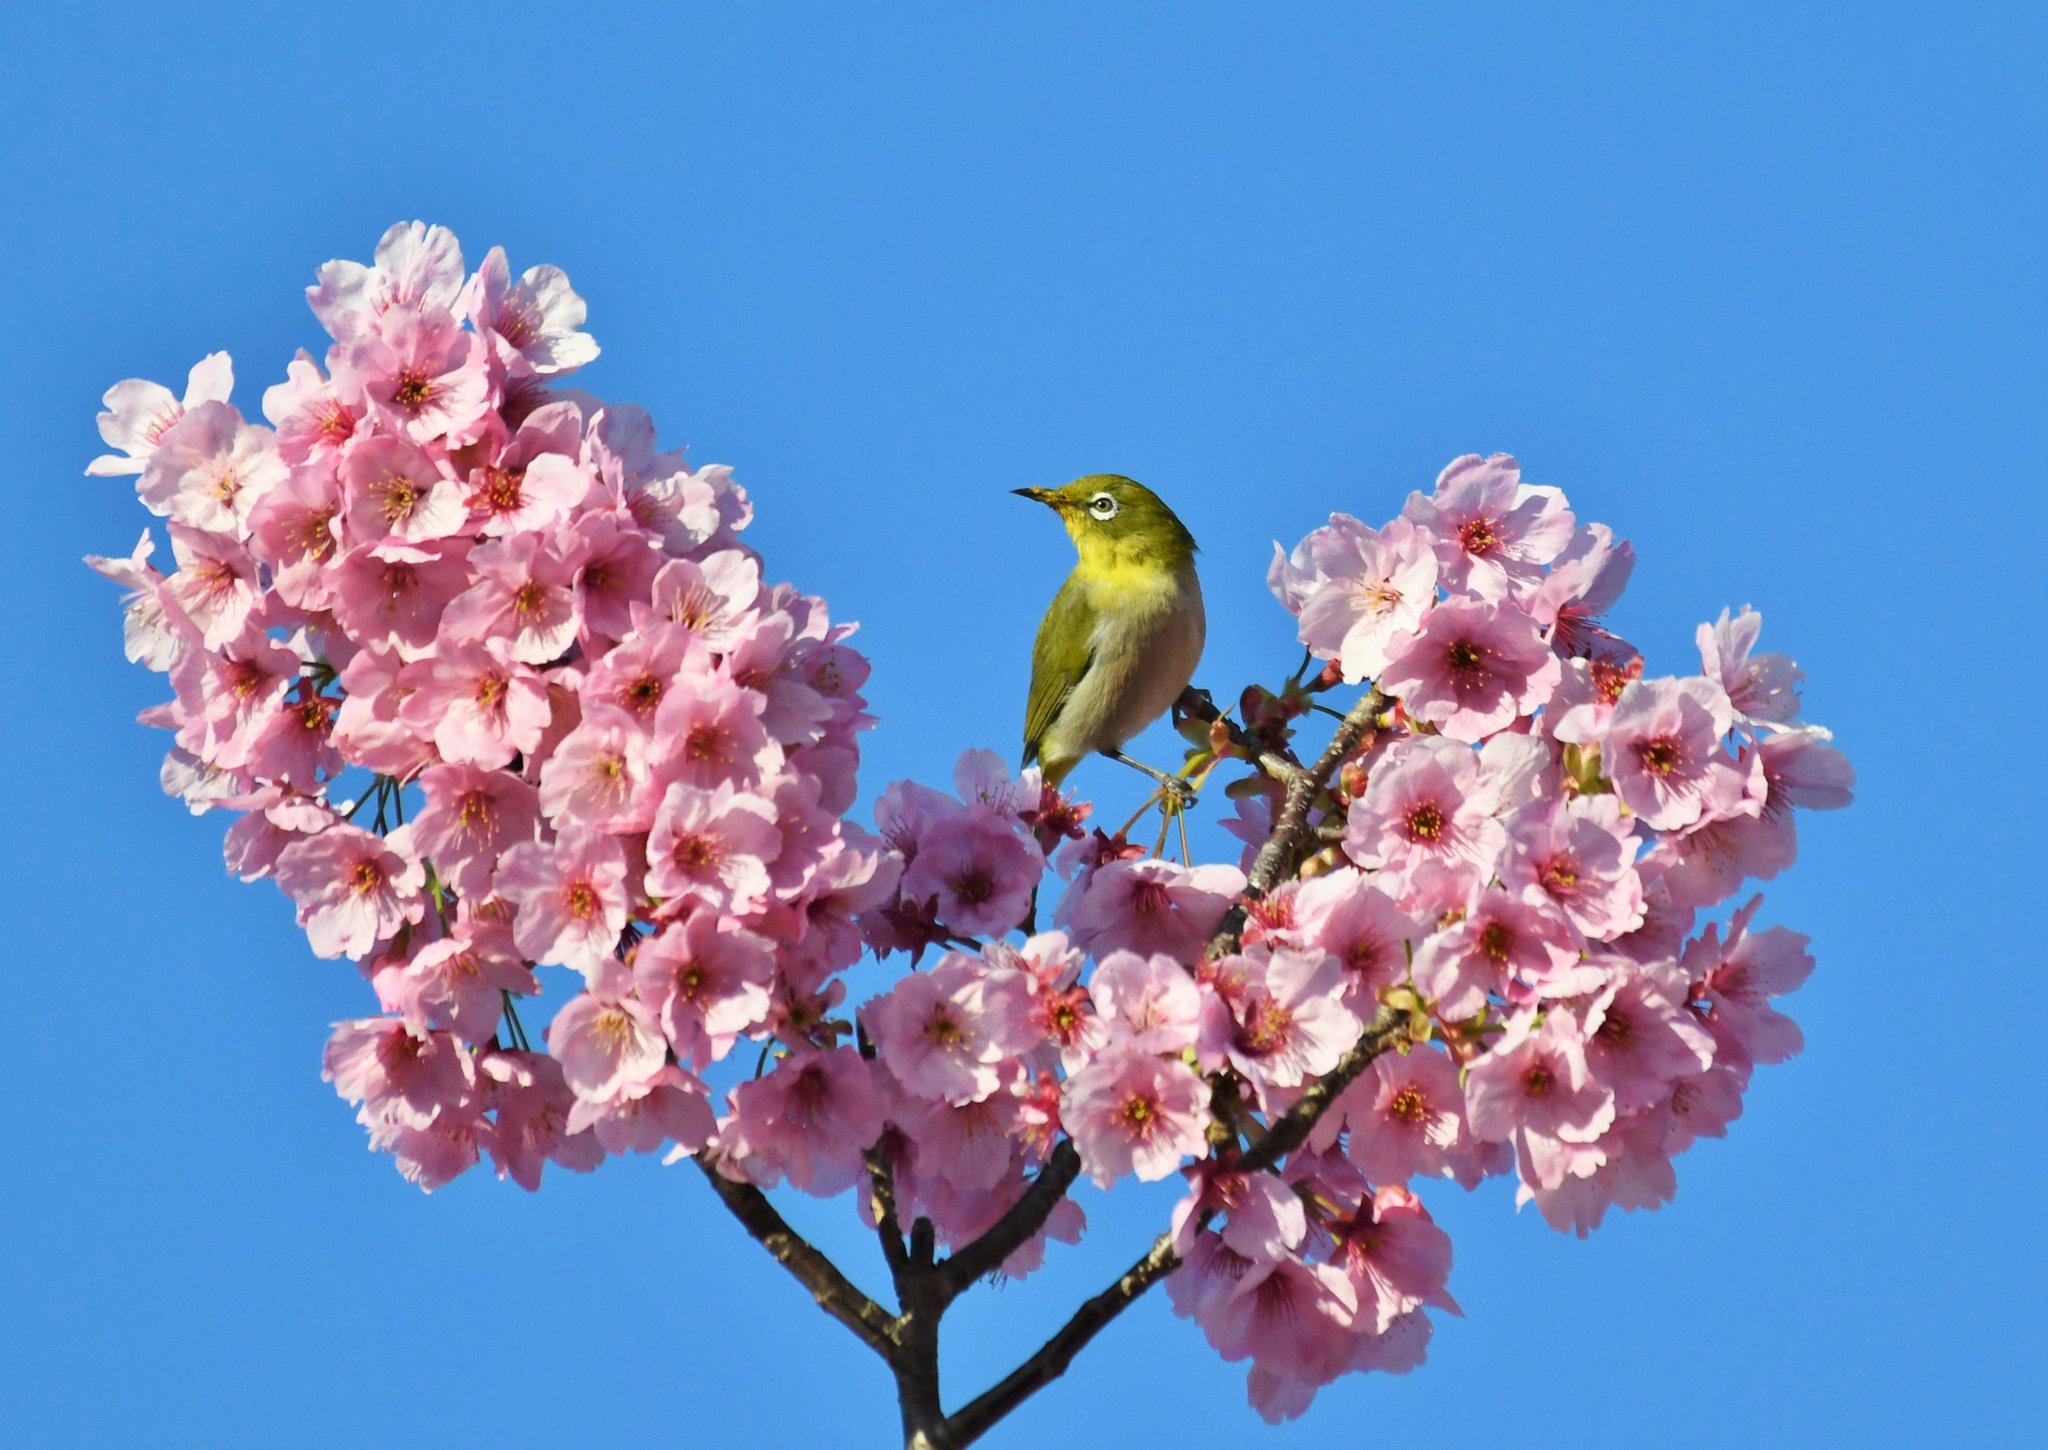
4,5 -> 2042,1447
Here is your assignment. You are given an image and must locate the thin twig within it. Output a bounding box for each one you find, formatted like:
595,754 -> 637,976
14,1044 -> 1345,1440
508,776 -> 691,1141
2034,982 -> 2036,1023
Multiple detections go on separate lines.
936,1140 -> 1082,1298
942,1231 -> 1183,1447
691,1156 -> 899,1360
1237,1006 -> 1406,1174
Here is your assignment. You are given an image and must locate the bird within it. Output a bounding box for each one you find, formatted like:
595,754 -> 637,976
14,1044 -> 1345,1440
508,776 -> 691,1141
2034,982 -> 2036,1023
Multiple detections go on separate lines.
1015,475 -> 1206,804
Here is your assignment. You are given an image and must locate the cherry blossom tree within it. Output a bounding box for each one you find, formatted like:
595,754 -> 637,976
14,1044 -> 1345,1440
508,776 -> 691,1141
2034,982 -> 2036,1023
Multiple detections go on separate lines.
88,222 -> 1854,1449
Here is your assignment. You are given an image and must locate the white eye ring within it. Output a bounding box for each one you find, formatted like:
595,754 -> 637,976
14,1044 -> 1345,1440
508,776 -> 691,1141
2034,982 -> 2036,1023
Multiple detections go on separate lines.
1088,492 -> 1119,519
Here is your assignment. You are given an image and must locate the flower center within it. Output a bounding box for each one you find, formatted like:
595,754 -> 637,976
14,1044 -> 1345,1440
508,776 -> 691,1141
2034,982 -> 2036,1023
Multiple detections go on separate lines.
391,371 -> 435,411
1128,880 -> 1173,920
1478,920 -> 1514,962
593,1006 -> 636,1054
684,723 -> 727,763
472,465 -> 526,516
1634,735 -> 1683,777
1445,637 -> 1488,685
1458,516 -> 1502,556
374,473 -> 419,523
1237,996 -> 1295,1055
565,880 -> 599,921
1388,1084 -> 1429,1125
1403,801 -> 1445,842
676,834 -> 721,871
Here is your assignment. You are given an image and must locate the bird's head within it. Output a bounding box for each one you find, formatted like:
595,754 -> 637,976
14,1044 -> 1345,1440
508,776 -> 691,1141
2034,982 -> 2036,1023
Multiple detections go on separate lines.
1013,475 -> 1198,569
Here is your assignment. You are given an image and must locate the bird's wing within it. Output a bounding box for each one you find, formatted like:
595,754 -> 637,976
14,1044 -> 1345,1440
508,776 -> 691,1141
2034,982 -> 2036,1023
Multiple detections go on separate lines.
1022,574 -> 1095,766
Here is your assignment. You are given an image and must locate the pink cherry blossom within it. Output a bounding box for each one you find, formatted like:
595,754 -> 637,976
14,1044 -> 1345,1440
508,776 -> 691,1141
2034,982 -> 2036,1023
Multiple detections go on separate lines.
548,981 -> 667,1101
650,673 -> 780,791
438,531 -> 582,664
136,401 -> 286,533
1580,959 -> 1716,1111
536,705 -> 655,832
246,462 -> 344,610
339,435 -> 468,544
161,524 -> 262,649
1498,795 -> 1645,942
274,823 -> 426,959
1062,1047 -> 1211,1186
328,537 -> 472,660
716,1047 -> 885,1196
645,779 -> 782,913
1088,949 -> 1204,1056
376,919 -> 535,1045
261,349 -> 363,465
1464,1012 -> 1616,1192
1287,869 -> 1423,1012
1332,1186 -> 1458,1335
87,350 -> 235,477
308,220 -> 468,340
898,806 -> 1042,939
1063,858 -> 1244,962
344,305 -> 496,446
1200,945 -> 1362,1091
1291,515 -> 1439,681
1334,1046 -> 1495,1189
399,638 -> 550,769
865,954 -> 1030,1105
1598,675 -> 1744,831
1377,597 -> 1561,742
323,1015 -> 474,1131
632,911 -> 775,1068
1698,606 -> 1803,729
1680,895 -> 1813,1068
495,831 -> 630,976
84,530 -> 187,670
1532,522 -> 1634,658
480,1050 -> 605,1188
462,244 -> 600,376
1344,736 -> 1504,873
408,762 -> 542,900
1403,452 -> 1575,602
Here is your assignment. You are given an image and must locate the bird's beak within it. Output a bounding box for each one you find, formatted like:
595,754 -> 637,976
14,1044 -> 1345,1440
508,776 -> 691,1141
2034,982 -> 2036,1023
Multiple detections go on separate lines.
1013,486 -> 1061,509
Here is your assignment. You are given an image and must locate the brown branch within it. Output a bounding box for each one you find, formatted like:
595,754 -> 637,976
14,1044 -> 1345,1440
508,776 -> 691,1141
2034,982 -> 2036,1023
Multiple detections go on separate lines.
866,1141 -> 912,1282
936,1139 -> 1082,1298
942,1230 -> 1184,1448
692,1155 -> 900,1360
1237,1006 -> 1408,1174
1207,686 -> 1387,962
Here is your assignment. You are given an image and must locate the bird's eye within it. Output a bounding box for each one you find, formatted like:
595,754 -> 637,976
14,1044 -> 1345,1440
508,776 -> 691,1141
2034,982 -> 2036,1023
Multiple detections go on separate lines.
1088,493 -> 1119,519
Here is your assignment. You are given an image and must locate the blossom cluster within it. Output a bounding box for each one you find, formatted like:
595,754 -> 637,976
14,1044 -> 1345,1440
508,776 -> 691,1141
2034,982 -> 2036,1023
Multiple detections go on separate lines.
88,222 -> 893,1191
848,453 -> 1852,1418
90,232 -> 1852,1432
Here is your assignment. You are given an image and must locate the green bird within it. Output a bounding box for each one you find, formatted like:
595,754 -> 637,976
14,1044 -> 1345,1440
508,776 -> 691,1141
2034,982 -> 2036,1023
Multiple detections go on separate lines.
1014,475 -> 1206,803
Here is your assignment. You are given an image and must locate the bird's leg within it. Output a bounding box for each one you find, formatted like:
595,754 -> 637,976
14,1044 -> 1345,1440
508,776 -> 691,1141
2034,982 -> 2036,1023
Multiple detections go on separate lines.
1103,750 -> 1197,807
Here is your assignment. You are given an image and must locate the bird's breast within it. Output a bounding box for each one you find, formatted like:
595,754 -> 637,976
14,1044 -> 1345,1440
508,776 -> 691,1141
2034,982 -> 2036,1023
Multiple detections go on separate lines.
1045,561 -> 1205,759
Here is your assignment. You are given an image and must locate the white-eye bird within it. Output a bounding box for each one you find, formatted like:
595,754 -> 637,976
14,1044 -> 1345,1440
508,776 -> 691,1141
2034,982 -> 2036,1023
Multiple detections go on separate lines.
1015,475 -> 1206,802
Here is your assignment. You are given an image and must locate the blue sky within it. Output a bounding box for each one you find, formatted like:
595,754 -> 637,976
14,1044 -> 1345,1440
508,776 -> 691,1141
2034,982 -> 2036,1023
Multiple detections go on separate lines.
4,4 -> 2043,1447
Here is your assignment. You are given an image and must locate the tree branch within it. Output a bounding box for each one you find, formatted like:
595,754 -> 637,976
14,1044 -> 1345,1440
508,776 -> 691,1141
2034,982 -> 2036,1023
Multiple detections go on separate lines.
693,1155 -> 900,1361
936,1139 -> 1082,1299
1237,1006 -> 1408,1174
1207,686 -> 1387,961
942,1230 -> 1183,1448
866,1141 -> 912,1282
